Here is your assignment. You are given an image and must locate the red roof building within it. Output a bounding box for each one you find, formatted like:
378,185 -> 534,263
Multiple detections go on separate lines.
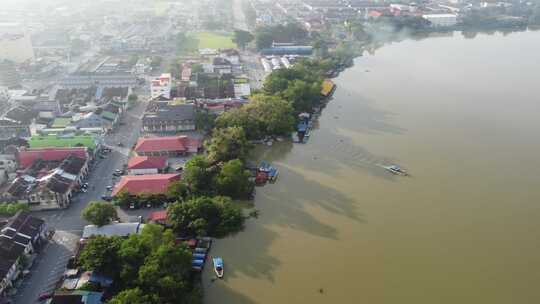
111,174 -> 180,196
134,136 -> 201,157
148,210 -> 168,225
127,156 -> 168,175
17,147 -> 88,169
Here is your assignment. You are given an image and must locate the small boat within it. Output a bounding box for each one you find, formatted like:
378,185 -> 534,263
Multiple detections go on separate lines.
383,165 -> 408,176
213,257 -> 224,278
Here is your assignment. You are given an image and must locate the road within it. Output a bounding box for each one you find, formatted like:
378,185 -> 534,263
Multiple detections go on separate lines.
12,97 -> 148,304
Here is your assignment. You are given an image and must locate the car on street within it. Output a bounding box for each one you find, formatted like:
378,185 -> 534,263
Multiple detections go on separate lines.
118,142 -> 124,147
101,195 -> 112,201
106,185 -> 113,191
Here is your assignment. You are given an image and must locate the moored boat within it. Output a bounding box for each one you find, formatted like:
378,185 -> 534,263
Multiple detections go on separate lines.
213,257 -> 224,278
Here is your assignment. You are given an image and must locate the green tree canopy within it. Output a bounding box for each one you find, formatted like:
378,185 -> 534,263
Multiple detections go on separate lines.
216,159 -> 252,199
245,94 -> 295,135
182,155 -> 215,196
206,126 -> 250,163
233,29 -> 254,49
167,196 -> 245,237
78,235 -> 123,277
108,288 -> 157,304
82,201 -> 118,226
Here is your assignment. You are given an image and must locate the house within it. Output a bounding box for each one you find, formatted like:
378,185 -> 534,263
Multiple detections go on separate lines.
111,174 -> 180,196
0,211 -> 47,254
148,210 -> 168,226
422,14 -> 458,27
6,155 -> 89,209
71,112 -> 109,130
18,147 -> 89,169
142,103 -> 196,132
127,156 -> 168,175
45,290 -> 103,304
82,223 -> 145,239
0,238 -> 25,296
134,136 -> 201,157
150,73 -> 172,99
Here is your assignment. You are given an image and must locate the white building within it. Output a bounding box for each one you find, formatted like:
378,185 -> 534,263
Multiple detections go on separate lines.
422,14 -> 458,27
150,73 -> 172,100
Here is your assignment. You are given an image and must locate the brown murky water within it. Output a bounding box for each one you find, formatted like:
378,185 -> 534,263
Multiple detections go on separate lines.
204,30 -> 540,304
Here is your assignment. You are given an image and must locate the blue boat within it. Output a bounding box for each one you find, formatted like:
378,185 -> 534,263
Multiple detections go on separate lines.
268,168 -> 279,182
213,257 -> 224,278
193,253 -> 206,260
194,247 -> 207,253
192,259 -> 204,267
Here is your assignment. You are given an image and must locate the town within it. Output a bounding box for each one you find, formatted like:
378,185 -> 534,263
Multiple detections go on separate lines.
1,0 -> 540,303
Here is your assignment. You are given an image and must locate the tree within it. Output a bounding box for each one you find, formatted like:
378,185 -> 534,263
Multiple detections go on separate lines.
282,79 -> 321,114
255,31 -> 274,50
78,235 -> 122,277
182,155 -> 214,195
206,127 -> 250,163
150,56 -> 163,68
82,201 -> 117,226
530,3 -> 540,25
166,181 -> 190,201
114,190 -> 136,209
128,94 -> 138,108
216,159 -> 252,199
232,29 -> 254,49
245,94 -> 295,135
137,242 -> 193,302
215,107 -> 262,140
167,196 -> 244,237
108,288 -> 157,304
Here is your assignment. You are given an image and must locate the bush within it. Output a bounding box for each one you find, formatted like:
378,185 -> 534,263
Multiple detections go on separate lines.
0,203 -> 29,216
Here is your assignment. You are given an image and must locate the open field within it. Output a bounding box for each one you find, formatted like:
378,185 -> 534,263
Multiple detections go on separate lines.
194,32 -> 236,49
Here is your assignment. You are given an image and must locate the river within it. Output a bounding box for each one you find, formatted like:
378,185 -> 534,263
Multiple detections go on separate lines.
203,30 -> 540,304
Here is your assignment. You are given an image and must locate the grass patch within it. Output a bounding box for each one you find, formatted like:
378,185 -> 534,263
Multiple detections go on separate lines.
194,32 -> 236,49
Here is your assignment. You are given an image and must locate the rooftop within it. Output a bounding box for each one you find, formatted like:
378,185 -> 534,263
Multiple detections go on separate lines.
134,136 -> 200,154
112,174 -> 180,196
127,156 -> 168,170
82,223 -> 145,239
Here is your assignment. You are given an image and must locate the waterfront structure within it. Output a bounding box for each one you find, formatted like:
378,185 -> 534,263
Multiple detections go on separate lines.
422,14 -> 458,27
82,223 -> 145,239
150,73 -> 172,99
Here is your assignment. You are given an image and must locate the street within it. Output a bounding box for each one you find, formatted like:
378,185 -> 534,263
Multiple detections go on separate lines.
12,97 -> 148,304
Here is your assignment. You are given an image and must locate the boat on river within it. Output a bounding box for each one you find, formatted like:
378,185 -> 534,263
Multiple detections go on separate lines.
213,257 -> 224,278
383,165 -> 409,176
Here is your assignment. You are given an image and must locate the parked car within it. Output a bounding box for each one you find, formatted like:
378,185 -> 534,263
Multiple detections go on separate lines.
106,185 -> 113,191
38,293 -> 53,301
101,195 -> 112,201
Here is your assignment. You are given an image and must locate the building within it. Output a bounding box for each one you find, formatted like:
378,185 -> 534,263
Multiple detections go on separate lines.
134,136 -> 201,157
0,211 -> 47,253
150,73 -> 172,99
82,223 -> 145,239
0,237 -> 25,296
148,210 -> 168,226
260,46 -> 313,56
5,155 -> 89,209
422,14 -> 458,27
127,156 -> 168,175
0,211 -> 45,296
17,147 -> 89,169
59,73 -> 137,89
111,174 -> 181,196
142,103 -> 196,133
45,290 -> 103,304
